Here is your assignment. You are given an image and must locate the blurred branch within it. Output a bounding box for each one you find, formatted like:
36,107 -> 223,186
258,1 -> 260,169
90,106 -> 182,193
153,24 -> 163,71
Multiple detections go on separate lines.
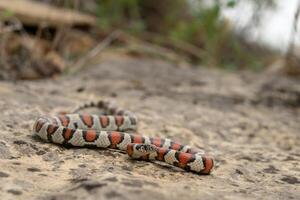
122,35 -> 190,65
284,0 -> 300,76
142,32 -> 206,61
238,0 -> 277,35
0,33 -> 10,70
69,30 -> 190,74
70,30 -> 121,72
286,0 -> 300,57
0,0 -> 96,27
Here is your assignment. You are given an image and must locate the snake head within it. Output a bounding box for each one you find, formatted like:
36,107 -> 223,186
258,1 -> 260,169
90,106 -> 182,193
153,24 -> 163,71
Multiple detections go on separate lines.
136,144 -> 157,153
127,144 -> 158,160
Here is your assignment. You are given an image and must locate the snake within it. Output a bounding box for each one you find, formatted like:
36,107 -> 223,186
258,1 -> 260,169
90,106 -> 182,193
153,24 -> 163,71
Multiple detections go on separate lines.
33,100 -> 214,175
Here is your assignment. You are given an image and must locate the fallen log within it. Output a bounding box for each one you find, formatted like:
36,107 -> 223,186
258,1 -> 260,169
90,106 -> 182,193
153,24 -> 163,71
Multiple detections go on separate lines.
0,0 -> 97,27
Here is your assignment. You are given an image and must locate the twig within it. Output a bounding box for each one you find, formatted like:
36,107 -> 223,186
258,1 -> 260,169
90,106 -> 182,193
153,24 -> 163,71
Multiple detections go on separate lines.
51,26 -> 70,51
284,1 -> 300,75
286,0 -> 300,58
110,31 -> 190,64
141,32 -> 206,61
70,30 -> 120,72
0,32 -> 10,70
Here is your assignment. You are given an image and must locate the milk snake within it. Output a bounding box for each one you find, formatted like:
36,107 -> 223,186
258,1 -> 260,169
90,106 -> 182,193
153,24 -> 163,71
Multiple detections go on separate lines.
33,100 -> 214,174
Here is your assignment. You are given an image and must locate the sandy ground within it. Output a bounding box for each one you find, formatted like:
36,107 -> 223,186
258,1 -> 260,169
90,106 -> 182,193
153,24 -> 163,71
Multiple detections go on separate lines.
0,55 -> 299,200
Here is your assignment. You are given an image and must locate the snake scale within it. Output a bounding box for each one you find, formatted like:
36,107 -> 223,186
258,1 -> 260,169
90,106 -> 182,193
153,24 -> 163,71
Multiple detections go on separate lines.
33,100 -> 214,174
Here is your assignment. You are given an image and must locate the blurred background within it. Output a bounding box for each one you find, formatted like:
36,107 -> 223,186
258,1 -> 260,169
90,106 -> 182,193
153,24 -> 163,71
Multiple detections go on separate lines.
0,0 -> 299,80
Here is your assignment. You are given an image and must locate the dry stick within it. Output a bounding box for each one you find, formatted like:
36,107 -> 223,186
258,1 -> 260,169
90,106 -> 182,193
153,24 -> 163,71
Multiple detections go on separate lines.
70,30 -> 191,74
51,26 -> 66,51
70,30 -> 120,73
0,23 -> 9,70
0,33 -> 10,71
142,32 -> 206,61
286,1 -> 300,59
124,41 -> 187,64
284,1 -> 300,74
118,31 -> 190,64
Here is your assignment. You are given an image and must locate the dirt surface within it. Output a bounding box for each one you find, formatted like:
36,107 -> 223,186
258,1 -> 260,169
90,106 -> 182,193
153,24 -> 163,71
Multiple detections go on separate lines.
0,55 -> 299,200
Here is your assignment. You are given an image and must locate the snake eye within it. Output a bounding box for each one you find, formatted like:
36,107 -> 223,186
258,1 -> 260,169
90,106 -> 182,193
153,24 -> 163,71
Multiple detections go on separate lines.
139,146 -> 145,152
148,145 -> 156,152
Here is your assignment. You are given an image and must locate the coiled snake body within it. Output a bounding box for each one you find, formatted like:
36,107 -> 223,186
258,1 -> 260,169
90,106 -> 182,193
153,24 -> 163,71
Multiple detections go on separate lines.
33,100 -> 214,174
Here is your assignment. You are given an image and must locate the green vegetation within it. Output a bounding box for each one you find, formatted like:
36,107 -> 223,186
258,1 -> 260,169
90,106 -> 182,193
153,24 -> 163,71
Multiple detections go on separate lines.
94,0 -> 278,71
0,9 -> 14,20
